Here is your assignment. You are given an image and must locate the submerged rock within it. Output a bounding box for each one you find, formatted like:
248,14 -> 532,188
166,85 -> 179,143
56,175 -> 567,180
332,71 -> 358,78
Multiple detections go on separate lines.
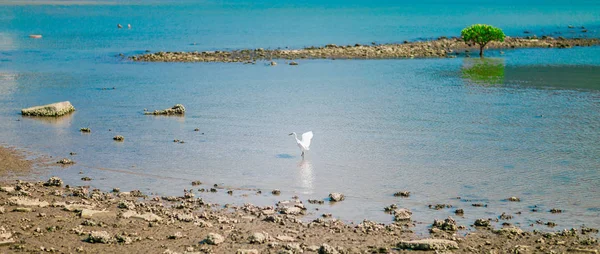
432,217 -> 458,231
113,135 -> 124,141
393,208 -> 412,221
144,104 -> 185,115
21,101 -> 75,117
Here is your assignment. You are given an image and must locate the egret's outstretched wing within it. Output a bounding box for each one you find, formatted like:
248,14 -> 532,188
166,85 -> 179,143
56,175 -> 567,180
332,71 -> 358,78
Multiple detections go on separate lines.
301,131 -> 313,149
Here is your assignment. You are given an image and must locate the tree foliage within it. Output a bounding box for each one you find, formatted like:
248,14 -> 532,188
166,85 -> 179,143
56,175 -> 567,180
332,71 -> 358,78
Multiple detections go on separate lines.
461,24 -> 506,57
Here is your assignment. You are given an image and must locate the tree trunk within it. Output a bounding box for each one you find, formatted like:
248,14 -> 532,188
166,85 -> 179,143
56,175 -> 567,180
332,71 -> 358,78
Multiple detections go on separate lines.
479,45 -> 484,57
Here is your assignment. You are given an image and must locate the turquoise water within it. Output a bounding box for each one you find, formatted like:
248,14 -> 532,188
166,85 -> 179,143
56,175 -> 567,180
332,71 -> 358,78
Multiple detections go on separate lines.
1,0 -> 600,234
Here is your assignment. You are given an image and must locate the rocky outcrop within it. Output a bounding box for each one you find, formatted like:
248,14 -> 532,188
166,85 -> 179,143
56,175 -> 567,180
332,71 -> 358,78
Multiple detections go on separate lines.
144,104 -> 185,115
21,101 -> 75,117
131,37 -> 600,63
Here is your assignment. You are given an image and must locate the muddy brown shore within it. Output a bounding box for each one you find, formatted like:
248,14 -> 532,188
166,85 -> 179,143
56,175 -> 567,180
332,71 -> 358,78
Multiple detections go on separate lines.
131,37 -> 600,63
1,148 -> 599,253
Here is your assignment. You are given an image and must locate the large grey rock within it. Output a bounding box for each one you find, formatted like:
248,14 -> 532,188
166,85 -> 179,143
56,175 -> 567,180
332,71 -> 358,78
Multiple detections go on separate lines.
249,232 -> 266,244
144,104 -> 185,115
21,101 -> 75,117
397,239 -> 459,250
329,193 -> 345,202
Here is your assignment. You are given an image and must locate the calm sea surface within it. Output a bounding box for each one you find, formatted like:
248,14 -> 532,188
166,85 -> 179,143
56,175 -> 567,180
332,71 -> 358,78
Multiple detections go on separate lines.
1,0 -> 599,234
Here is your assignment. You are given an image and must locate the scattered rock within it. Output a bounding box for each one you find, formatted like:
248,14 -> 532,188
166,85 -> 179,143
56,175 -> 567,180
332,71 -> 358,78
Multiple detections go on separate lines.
0,207 -> 4,214
204,233 -> 224,245
191,180 -> 202,186
432,217 -> 458,231
249,232 -> 266,244
80,128 -> 91,133
85,231 -> 113,244
81,177 -> 92,181
44,177 -> 63,187
272,189 -> 281,195
308,199 -> 324,204
329,192 -> 345,202
393,191 -> 410,197
319,243 -> 339,254
393,208 -> 412,221
167,232 -> 183,239
472,203 -> 487,207
113,135 -> 125,141
270,61 -> 277,66
57,158 -> 75,165
21,101 -> 75,117
454,209 -> 464,215
507,196 -> 520,202
397,239 -> 459,251
144,104 -> 185,115
550,208 -> 563,213
474,218 -> 491,227
289,61 -> 299,65
429,204 -> 452,210
499,212 -> 513,220
493,226 -> 524,236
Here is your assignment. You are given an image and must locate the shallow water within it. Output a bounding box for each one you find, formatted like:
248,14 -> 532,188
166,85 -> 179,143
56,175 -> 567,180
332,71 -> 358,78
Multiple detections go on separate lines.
1,0 -> 600,234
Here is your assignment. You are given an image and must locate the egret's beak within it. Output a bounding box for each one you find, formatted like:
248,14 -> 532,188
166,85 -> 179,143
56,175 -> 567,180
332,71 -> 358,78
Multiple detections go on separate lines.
288,133 -> 293,136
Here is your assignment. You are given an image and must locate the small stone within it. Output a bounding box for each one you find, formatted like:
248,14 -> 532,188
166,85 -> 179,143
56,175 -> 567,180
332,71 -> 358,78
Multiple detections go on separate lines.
167,232 -> 183,239
272,189 -> 281,195
329,192 -> 345,202
474,218 -> 491,227
289,61 -> 298,66
393,191 -> 410,197
550,208 -> 562,213
57,158 -> 75,165
275,235 -> 295,242
270,61 -> 277,66
80,128 -> 91,133
81,177 -> 92,181
455,209 -> 464,215
204,233 -> 224,245
191,180 -> 202,186
113,135 -> 125,141
0,207 -> 4,214
249,232 -> 266,244
507,196 -> 520,202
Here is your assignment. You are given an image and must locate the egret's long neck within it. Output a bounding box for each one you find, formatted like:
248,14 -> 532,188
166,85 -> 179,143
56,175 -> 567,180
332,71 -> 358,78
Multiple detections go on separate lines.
292,132 -> 300,142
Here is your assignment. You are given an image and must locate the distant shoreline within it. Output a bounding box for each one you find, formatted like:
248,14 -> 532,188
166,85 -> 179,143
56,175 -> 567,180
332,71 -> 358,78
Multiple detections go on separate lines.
131,36 -> 600,63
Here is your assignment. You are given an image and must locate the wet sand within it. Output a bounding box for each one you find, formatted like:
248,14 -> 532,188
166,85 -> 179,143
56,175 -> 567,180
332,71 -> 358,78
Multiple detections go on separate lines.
131,37 -> 600,63
0,147 -> 598,253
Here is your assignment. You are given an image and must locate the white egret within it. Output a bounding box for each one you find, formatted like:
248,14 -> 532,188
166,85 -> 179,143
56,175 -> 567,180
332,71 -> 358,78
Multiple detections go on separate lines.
289,131 -> 313,157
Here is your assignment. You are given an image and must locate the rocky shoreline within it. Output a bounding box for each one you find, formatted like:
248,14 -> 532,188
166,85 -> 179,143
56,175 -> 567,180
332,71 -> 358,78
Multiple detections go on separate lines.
130,37 -> 600,63
0,177 -> 598,253
0,144 -> 598,253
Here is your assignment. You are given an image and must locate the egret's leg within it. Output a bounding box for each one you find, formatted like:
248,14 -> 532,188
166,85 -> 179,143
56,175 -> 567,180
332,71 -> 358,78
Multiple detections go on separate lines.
301,151 -> 304,157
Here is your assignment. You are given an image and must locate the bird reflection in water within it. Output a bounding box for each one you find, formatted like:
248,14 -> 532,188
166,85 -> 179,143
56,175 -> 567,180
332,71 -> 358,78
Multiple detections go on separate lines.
297,159 -> 314,194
